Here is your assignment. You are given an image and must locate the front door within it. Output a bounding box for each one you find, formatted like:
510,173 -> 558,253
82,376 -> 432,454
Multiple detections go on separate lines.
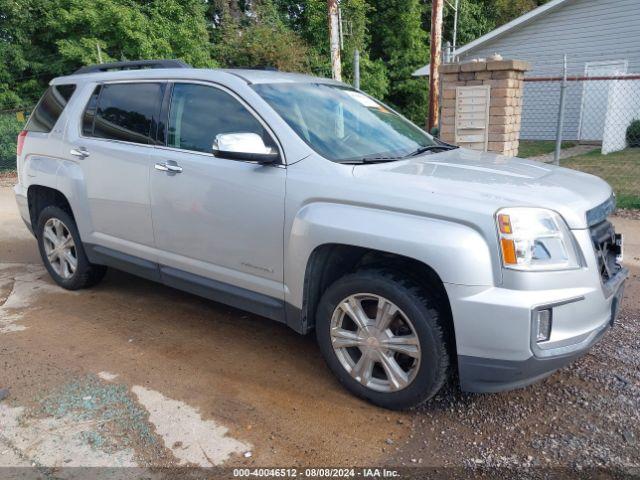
149,82 -> 286,303
580,60 -> 627,141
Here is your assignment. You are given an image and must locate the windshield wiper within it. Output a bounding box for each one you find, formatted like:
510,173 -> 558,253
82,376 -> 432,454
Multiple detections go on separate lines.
340,144 -> 458,164
339,156 -> 404,165
404,144 -> 459,158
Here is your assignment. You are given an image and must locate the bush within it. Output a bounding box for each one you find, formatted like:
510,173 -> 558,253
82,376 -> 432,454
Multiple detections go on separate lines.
627,119 -> 640,148
0,112 -> 25,171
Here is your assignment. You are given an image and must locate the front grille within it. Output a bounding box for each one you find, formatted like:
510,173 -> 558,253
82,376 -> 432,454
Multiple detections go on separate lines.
589,220 -> 621,283
586,195 -> 616,227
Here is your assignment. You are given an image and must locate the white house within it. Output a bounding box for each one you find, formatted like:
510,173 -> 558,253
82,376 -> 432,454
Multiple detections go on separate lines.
415,0 -> 640,152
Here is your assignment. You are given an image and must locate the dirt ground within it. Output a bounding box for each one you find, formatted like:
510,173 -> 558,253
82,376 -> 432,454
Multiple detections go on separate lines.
0,176 -> 639,477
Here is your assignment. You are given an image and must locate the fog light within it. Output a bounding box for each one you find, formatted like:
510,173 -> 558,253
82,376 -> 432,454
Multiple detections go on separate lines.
536,309 -> 552,342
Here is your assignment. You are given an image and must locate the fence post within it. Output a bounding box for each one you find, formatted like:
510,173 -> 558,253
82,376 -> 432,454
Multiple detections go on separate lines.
554,54 -> 568,165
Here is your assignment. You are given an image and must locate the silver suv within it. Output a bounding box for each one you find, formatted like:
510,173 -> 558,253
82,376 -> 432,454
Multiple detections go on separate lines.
14,61 -> 627,409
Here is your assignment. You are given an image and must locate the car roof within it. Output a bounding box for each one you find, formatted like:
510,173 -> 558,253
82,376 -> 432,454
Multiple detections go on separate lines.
51,67 -> 343,87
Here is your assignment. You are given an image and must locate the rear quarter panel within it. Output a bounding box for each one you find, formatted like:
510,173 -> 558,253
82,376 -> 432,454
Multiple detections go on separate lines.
18,82 -> 94,238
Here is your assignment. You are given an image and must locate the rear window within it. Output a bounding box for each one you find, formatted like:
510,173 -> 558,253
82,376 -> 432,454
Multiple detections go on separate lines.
25,84 -> 76,133
88,83 -> 163,144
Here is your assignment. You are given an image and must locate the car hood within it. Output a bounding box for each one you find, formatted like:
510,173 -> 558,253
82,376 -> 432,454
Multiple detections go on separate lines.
351,148 -> 613,229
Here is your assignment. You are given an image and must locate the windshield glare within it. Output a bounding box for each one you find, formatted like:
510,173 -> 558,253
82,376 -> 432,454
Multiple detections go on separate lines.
252,83 -> 437,162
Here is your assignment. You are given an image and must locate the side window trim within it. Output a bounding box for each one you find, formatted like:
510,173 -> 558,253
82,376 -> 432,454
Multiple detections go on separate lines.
91,84 -> 103,137
80,80 -> 165,147
91,85 -> 101,136
156,82 -> 173,146
79,83 -> 102,139
159,80 -> 286,164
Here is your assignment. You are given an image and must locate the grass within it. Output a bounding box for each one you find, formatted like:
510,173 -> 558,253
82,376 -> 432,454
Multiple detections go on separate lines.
561,148 -> 640,209
519,140 -> 577,158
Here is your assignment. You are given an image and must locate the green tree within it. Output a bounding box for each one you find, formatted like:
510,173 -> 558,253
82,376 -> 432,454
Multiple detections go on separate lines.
0,0 -> 214,109
491,0 -> 549,26
213,0 -> 312,72
443,0 -> 496,48
273,0 -> 389,100
0,0 -> 549,122
366,0 -> 429,124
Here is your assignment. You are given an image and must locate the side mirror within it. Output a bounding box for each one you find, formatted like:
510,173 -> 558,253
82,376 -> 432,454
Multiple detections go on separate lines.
212,132 -> 279,164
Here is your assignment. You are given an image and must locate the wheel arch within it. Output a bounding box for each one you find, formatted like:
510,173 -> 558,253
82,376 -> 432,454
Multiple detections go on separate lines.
284,203 -> 496,335
294,243 -> 456,356
27,185 -> 75,236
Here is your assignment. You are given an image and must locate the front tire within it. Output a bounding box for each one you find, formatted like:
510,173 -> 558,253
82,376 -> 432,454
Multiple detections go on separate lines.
36,206 -> 107,290
316,270 -> 449,410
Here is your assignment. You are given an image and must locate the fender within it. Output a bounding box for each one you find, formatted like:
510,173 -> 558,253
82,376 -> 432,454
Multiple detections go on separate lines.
284,201 -> 497,313
23,154 -> 92,240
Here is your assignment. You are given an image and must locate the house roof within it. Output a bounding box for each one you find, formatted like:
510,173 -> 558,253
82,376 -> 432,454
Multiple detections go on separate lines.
413,0 -> 573,76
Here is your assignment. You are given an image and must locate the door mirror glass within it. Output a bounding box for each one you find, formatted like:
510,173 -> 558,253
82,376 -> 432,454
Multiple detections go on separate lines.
213,132 -> 279,164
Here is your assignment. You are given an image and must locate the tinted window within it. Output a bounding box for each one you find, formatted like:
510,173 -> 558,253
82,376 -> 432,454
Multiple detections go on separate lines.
93,83 -> 163,144
82,85 -> 102,136
167,83 -> 274,154
25,84 -> 76,133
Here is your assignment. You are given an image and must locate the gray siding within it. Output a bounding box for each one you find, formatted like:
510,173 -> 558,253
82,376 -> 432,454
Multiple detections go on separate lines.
458,0 -> 640,76
456,0 -> 640,141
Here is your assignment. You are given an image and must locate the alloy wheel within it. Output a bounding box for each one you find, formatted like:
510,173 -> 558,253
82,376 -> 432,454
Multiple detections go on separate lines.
330,293 -> 421,392
42,217 -> 77,279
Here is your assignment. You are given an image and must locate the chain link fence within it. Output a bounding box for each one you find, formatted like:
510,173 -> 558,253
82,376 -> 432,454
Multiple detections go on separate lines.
520,53 -> 640,209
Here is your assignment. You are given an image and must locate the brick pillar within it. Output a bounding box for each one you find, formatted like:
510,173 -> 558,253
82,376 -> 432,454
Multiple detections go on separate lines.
439,59 -> 530,157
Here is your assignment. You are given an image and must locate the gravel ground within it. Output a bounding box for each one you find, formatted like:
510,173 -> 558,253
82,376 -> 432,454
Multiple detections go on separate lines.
393,265 -> 640,475
393,302 -> 640,471
0,172 -> 16,188
616,209 -> 640,221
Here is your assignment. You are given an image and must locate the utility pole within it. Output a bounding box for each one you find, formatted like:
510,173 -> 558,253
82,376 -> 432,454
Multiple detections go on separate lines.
328,0 -> 342,81
353,49 -> 360,89
452,0 -> 459,52
428,0 -> 444,131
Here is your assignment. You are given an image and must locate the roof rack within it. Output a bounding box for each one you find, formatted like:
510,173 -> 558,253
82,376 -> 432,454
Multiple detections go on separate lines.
73,59 -> 191,75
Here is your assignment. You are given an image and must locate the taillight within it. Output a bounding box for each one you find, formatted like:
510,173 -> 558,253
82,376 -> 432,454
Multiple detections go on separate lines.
17,130 -> 27,157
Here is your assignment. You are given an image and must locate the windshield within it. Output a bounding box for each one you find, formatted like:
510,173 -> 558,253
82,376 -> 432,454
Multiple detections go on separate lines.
252,83 -> 438,162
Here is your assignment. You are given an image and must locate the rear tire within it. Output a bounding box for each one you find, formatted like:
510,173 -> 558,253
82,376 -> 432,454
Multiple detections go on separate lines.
36,206 -> 107,290
316,269 -> 449,410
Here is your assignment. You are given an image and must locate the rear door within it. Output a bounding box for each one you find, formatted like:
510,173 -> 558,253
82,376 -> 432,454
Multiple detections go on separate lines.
67,82 -> 165,258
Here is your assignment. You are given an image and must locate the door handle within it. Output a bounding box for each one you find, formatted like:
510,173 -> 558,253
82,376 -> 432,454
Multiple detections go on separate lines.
70,147 -> 90,159
154,162 -> 182,174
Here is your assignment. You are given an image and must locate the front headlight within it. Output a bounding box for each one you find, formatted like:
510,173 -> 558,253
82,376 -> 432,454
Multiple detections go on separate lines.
496,207 -> 580,271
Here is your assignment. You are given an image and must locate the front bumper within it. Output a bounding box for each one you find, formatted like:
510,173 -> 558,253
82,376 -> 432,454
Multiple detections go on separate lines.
458,318 -> 610,393
447,264 -> 627,393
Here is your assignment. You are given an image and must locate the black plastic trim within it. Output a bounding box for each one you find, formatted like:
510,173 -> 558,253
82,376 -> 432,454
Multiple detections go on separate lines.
160,266 -> 285,323
74,60 -> 191,75
83,244 -> 303,331
458,324 -> 610,393
86,245 -> 161,282
285,303 -> 305,334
